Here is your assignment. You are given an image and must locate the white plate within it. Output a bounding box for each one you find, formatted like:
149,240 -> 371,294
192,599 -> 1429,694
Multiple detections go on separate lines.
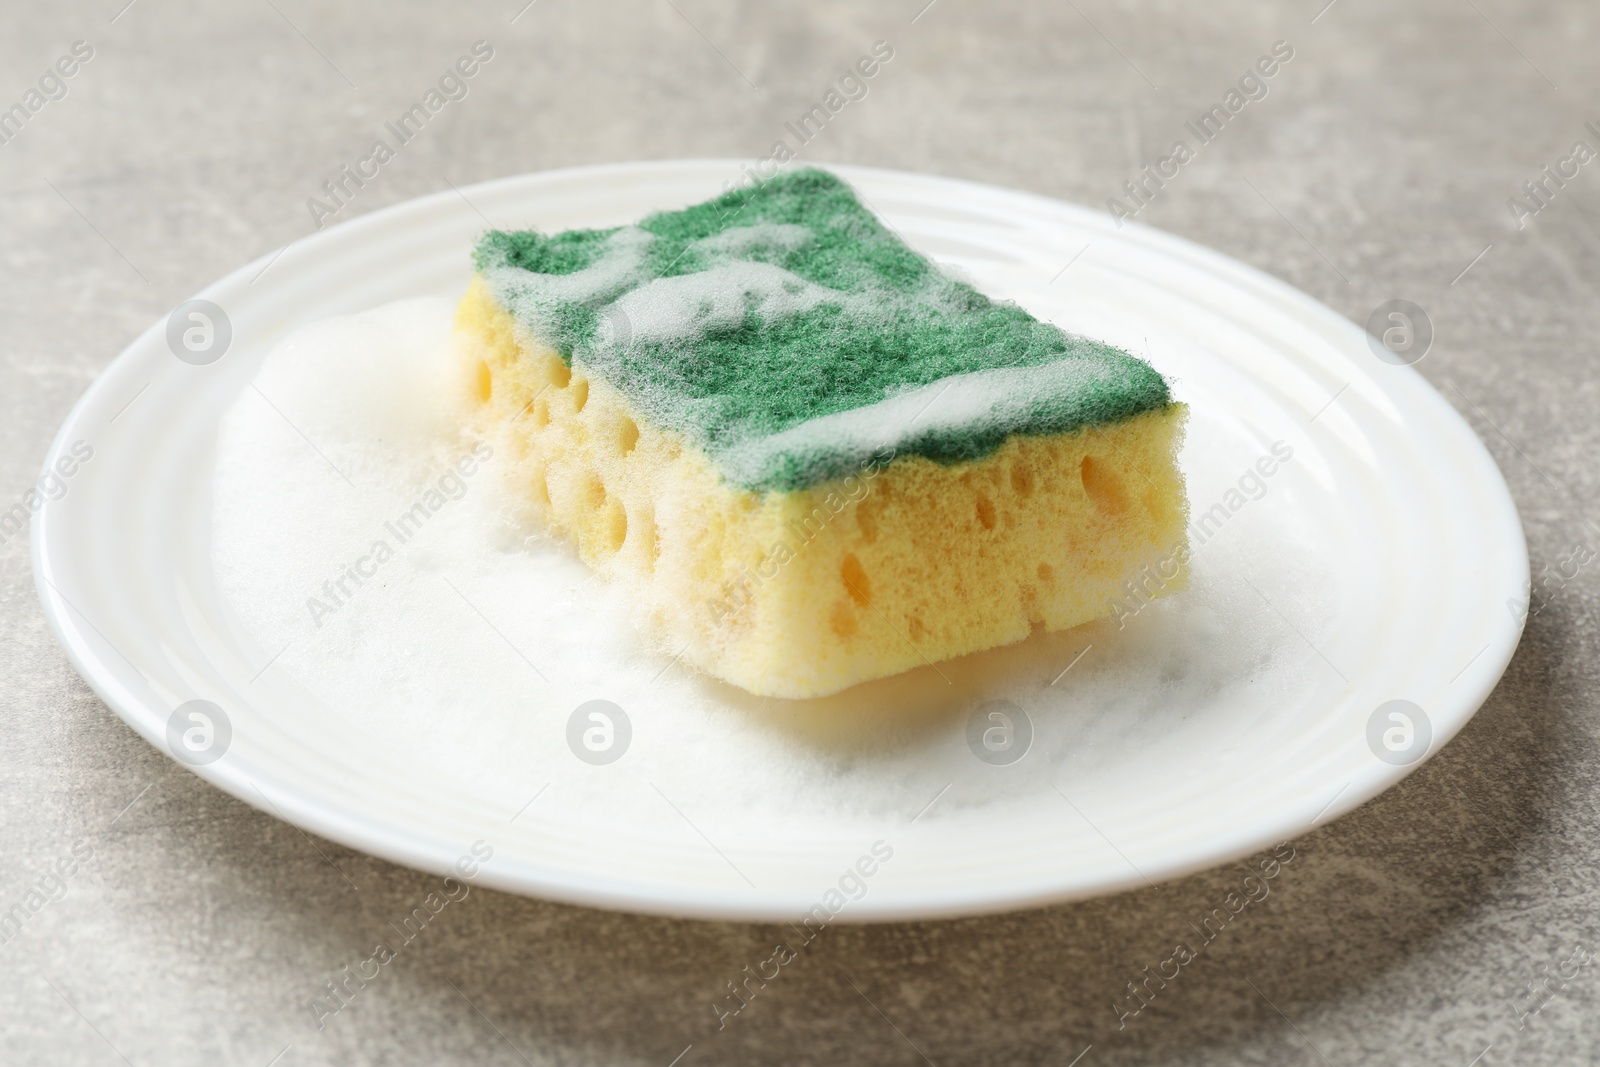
34,161 -> 1527,921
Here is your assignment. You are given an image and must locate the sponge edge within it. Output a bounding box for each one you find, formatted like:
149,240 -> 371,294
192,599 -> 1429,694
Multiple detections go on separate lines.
454,277 -> 1190,699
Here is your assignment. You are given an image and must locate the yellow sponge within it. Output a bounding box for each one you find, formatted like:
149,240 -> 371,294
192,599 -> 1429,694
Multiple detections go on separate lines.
454,278 -> 1188,698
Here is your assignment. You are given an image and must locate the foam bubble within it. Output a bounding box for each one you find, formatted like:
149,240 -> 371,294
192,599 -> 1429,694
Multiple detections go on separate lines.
606,261 -> 833,347
717,356 -> 1137,488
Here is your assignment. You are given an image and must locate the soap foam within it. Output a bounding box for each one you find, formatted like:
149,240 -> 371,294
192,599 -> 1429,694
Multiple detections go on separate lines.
211,298 -> 1336,839
604,260 -> 834,348
716,355 -> 1144,488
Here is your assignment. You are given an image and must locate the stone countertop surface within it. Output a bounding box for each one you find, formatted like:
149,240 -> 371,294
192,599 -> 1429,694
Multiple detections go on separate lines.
3,1 -> 1598,1064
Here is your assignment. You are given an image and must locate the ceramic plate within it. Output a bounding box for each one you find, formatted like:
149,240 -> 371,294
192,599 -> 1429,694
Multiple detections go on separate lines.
33,161 -> 1527,920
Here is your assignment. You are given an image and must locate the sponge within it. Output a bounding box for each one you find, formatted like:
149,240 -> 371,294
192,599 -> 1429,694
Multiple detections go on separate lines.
454,168 -> 1188,697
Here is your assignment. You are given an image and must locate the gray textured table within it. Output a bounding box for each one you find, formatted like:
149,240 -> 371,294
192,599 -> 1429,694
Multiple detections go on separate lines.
4,1 -> 1597,1064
